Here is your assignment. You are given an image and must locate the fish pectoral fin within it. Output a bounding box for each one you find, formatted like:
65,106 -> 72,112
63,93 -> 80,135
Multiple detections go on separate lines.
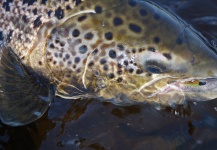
0,47 -> 53,126
55,82 -> 90,99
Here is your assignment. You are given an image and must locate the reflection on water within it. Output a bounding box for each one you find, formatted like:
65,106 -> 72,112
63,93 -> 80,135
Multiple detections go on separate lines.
1,0 -> 217,149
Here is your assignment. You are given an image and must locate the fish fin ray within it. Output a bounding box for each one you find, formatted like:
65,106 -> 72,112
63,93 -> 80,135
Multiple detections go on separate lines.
0,47 -> 53,126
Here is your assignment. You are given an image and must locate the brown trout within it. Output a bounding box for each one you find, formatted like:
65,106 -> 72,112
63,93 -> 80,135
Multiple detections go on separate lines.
0,0 -> 217,126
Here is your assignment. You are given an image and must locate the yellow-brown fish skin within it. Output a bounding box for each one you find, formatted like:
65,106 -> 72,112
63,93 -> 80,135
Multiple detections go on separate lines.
1,0 -> 217,106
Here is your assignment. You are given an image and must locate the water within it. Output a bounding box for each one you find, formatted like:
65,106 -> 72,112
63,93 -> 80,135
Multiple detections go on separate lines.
1,0 -> 217,149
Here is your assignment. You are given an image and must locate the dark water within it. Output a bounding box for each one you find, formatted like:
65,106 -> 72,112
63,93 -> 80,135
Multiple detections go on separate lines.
1,0 -> 217,150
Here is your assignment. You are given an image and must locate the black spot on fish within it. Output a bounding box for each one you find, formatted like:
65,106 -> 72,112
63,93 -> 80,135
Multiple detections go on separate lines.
34,16 -> 42,28
199,81 -> 206,86
176,38 -> 183,45
88,61 -> 94,67
74,57 -> 80,63
22,15 -> 28,23
129,24 -> 142,33
60,41 -> 65,47
128,0 -> 137,7
74,0 -> 82,5
100,59 -> 107,64
109,50 -> 116,59
124,60 -> 128,66
47,10 -> 52,17
68,61 -> 72,65
72,29 -> 80,37
3,0 -> 12,11
148,47 -> 156,52
7,30 -> 13,43
153,37 -> 160,44
79,45 -> 88,54
84,32 -> 94,40
136,69 -> 143,74
23,0 -> 37,6
0,31 -> 4,41
66,5 -> 71,10
55,7 -> 64,20
78,15 -> 87,22
65,54 -> 70,59
41,0 -> 47,5
163,53 -> 172,60
129,68 -> 134,73
50,43 -> 55,49
113,17 -> 123,26
92,48 -> 99,55
38,61 -> 42,66
117,44 -> 124,51
117,70 -> 122,75
33,8 -> 37,15
118,64 -> 122,69
59,53 -> 63,58
139,9 -> 147,16
95,6 -> 102,14
103,65 -> 108,71
132,49 -> 136,53
109,73 -> 115,79
117,77 -> 123,82
105,32 -> 113,40
54,52 -> 58,58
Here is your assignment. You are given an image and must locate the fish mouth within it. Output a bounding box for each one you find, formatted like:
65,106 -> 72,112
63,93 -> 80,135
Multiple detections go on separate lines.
136,76 -> 217,104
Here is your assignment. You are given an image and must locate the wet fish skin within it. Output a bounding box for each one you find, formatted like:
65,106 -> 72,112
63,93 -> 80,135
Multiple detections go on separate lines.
1,0 -> 217,126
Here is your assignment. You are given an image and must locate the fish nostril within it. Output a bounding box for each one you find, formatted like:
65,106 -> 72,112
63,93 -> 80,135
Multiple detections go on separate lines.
199,81 -> 206,86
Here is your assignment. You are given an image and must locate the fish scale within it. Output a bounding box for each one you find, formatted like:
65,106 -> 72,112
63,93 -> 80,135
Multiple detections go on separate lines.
1,0 -> 217,126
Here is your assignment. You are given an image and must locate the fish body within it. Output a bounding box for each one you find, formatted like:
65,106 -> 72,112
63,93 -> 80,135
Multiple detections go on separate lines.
1,0 -> 217,126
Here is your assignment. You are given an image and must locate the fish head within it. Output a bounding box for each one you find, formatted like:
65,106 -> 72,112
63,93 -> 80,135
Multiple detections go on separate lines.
41,0 -> 217,105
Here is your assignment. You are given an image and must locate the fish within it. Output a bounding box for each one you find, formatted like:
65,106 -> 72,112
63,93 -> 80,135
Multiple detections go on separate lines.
0,0 -> 217,126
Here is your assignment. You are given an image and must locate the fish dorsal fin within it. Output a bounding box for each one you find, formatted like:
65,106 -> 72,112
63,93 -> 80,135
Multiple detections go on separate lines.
0,47 -> 53,126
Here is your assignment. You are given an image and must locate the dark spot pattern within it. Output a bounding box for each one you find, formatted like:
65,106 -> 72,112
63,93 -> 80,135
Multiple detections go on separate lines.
65,54 -> 70,59
60,41 -> 65,47
72,29 -> 80,37
3,0 -> 12,11
113,17 -> 123,26
129,68 -> 134,73
118,64 -> 122,69
132,49 -> 136,53
163,53 -> 172,60
100,59 -> 107,64
23,0 -> 37,5
103,65 -> 108,71
129,23 -> 142,33
33,8 -> 37,15
95,6 -> 102,13
84,32 -> 94,40
0,31 -> 4,41
79,45 -> 88,54
92,48 -> 99,55
55,7 -> 64,20
88,61 -> 94,67
38,61 -> 42,65
54,52 -> 58,58
74,57 -> 80,63
139,9 -> 147,16
117,44 -> 124,51
22,15 -> 28,23
109,73 -> 115,79
59,53 -> 63,58
50,43 -> 55,49
148,47 -> 156,52
41,0 -> 47,5
6,30 -> 13,43
109,50 -> 116,59
117,70 -> 122,75
74,0 -> 82,5
33,16 -> 42,28
105,32 -> 113,40
128,0 -> 137,7
136,69 -> 143,74
78,15 -> 87,22
124,60 -> 128,66
117,77 -> 123,82
153,37 -> 160,44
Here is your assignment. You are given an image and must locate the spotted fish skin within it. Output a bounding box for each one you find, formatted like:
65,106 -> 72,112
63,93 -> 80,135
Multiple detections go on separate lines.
1,0 -> 217,107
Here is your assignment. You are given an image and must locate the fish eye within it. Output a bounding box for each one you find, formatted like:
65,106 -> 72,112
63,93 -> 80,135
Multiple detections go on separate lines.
146,65 -> 162,74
